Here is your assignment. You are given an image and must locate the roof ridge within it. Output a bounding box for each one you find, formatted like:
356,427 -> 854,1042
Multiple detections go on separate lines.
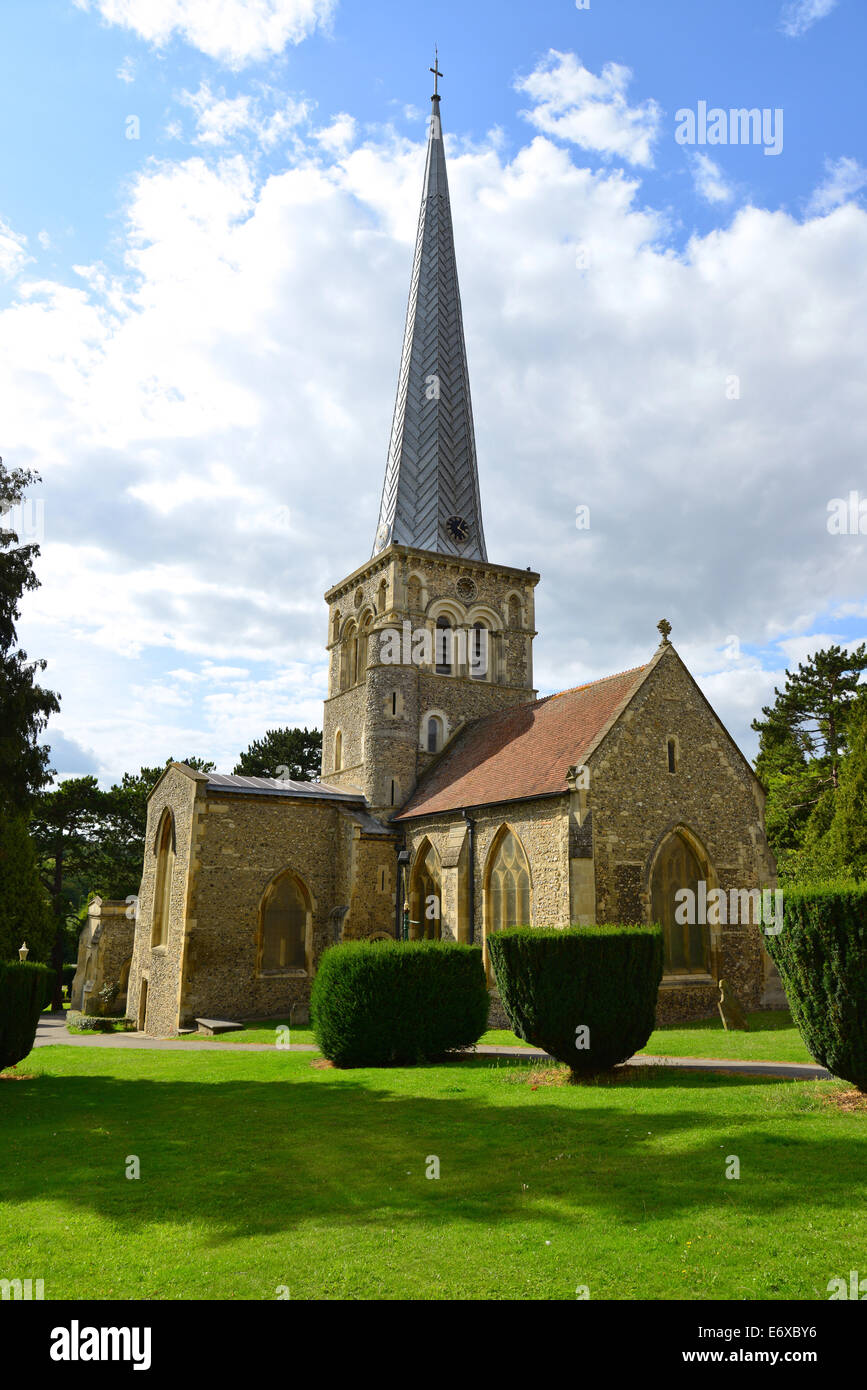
536,663 -> 648,707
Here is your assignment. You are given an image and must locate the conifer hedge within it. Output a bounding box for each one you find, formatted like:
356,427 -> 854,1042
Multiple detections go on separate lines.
765,882 -> 867,1090
311,940 -> 489,1067
0,960 -> 53,1071
488,925 -> 663,1076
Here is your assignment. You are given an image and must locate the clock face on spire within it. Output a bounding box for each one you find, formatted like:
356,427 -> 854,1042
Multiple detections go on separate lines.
446,515 -> 470,543
374,523 -> 391,554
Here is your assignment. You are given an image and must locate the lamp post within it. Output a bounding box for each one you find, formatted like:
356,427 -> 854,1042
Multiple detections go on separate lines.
18,941 -> 29,962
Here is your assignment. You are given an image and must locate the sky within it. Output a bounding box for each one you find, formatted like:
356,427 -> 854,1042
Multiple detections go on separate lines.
1,0 -> 865,784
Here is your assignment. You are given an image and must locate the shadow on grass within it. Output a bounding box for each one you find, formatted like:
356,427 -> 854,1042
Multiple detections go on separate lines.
1,1059 -> 862,1249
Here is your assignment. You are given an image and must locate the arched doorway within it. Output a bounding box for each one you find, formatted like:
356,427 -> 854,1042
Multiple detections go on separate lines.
649,829 -> 712,976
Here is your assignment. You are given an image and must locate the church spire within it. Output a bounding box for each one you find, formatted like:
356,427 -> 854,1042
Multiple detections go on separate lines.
372,60 -> 487,562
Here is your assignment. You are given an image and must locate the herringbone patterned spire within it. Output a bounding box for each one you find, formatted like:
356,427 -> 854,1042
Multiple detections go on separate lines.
373,89 -> 487,561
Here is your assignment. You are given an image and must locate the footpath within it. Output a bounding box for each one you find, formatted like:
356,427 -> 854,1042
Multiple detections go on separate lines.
33,1014 -> 830,1080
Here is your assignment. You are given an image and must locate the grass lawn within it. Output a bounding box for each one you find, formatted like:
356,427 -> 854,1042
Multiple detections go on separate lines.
2,1043 -> 864,1300
173,1010 -> 813,1064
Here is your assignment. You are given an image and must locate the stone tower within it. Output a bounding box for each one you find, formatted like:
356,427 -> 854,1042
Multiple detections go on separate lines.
322,74 -> 539,816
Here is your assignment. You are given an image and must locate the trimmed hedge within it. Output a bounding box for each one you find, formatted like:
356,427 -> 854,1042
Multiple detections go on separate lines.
67,1012 -> 135,1034
311,940 -> 489,1067
488,925 -> 663,1076
0,960 -> 53,1070
765,882 -> 867,1090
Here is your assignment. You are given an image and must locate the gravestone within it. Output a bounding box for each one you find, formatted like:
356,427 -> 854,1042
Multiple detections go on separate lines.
718,978 -> 750,1032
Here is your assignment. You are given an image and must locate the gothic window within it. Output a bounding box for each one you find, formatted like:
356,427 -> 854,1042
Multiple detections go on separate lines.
650,831 -> 709,975
435,616 -> 453,674
484,827 -> 531,980
332,611 -> 341,642
508,595 -> 522,628
377,579 -> 388,614
334,729 -> 343,771
407,575 -> 422,611
409,840 -> 442,940
258,871 -> 310,973
667,739 -> 678,773
151,810 -> 175,949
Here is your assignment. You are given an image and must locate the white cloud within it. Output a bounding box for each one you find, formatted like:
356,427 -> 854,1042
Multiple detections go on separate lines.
37,229 -> 52,250
117,55 -> 135,83
315,113 -> 356,155
6,69 -> 867,778
0,217 -> 29,278
181,81 -> 310,148
516,50 -> 661,168
690,153 -> 734,205
74,0 -> 336,68
780,0 -> 839,37
807,156 -> 867,215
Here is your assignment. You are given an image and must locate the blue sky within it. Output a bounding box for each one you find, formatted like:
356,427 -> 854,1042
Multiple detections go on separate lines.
1,0 -> 865,783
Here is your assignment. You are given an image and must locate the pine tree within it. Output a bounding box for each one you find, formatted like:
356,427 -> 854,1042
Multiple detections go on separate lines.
753,644 -> 867,878
234,728 -> 321,781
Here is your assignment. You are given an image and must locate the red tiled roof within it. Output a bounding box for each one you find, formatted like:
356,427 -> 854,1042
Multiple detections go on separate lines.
394,665 -> 650,820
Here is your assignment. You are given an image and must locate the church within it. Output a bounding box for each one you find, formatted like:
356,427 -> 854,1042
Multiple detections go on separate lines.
126,75 -> 781,1038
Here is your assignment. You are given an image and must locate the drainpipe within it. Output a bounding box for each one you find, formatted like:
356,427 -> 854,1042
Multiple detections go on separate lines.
395,847 -> 410,941
462,810 -> 476,944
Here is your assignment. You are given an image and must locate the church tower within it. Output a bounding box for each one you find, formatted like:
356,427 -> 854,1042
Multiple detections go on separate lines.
322,64 -> 539,816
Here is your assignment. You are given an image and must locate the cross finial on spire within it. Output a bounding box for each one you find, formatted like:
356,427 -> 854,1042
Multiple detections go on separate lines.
430,47 -> 443,98
657,618 -> 672,645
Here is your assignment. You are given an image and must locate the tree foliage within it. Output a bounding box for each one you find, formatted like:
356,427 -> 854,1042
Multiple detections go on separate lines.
752,645 -> 867,882
0,459 -> 59,815
233,727 -> 321,781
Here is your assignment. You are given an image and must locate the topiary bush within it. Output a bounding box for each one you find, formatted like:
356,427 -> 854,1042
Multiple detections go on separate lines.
488,925 -> 663,1077
0,960 -> 53,1070
765,881 -> 867,1090
311,940 -> 489,1067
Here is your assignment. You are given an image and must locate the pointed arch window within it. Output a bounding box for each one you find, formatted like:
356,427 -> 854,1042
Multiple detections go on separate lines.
258,871 -> 310,974
151,810 -> 175,949
484,827 -> 531,980
334,729 -> 343,772
650,831 -> 709,975
409,841 -> 442,940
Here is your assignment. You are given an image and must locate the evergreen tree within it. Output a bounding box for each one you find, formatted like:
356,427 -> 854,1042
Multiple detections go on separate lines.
234,728 -> 321,781
828,693 -> 867,880
0,810 -> 54,962
0,459 -> 59,813
753,644 -> 867,879
0,458 -> 60,970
